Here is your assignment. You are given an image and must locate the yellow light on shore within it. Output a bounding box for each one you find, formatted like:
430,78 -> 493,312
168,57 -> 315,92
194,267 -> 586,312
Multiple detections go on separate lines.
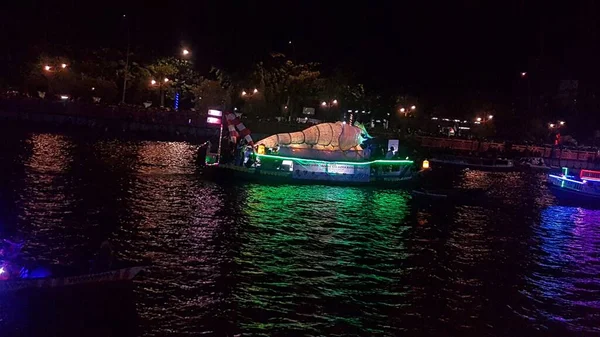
422,159 -> 430,170
400,108 -> 406,113
44,65 -> 51,71
411,105 -> 416,110
151,79 -> 157,85
253,88 -> 258,94
332,99 -> 338,104
164,78 -> 169,83
241,91 -> 247,96
182,49 -> 190,56
61,63 -> 67,69
321,101 -> 327,106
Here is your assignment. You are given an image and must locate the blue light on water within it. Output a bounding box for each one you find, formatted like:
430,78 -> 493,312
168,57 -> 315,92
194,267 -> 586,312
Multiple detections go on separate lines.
28,267 -> 51,279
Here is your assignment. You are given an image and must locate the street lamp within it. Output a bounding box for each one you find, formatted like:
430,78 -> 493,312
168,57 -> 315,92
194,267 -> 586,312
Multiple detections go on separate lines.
549,123 -> 555,128
521,72 -> 527,78
476,117 -> 482,122
488,115 -> 493,119
400,108 -> 406,113
150,79 -> 169,106
321,101 -> 327,106
332,99 -> 338,105
182,49 -> 190,56
559,121 -> 565,126
253,88 -> 258,94
61,63 -> 67,69
241,91 -> 247,96
411,105 -> 416,110
44,65 -> 51,71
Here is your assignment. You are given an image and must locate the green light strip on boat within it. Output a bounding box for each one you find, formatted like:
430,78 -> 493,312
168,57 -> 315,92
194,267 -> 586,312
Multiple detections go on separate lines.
256,153 -> 413,165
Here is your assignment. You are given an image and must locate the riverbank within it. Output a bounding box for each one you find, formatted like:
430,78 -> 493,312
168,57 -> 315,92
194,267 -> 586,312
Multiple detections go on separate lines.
0,98 -> 220,143
3,98 -> 600,170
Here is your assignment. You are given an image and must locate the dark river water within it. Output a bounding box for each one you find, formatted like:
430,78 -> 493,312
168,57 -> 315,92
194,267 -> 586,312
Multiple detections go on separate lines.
0,129 -> 599,336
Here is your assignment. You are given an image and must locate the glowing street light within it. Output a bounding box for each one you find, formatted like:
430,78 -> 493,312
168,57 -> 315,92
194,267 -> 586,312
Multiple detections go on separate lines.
253,88 -> 258,94
488,115 -> 493,119
549,123 -> 555,128
241,91 -> 247,96
521,72 -> 527,77
321,101 -> 327,106
44,65 -> 51,71
559,121 -> 565,126
182,49 -> 190,56
61,63 -> 67,69
151,79 -> 157,85
164,78 -> 169,83
332,99 -> 338,104
476,117 -> 482,122
400,108 -> 406,113
411,105 -> 416,110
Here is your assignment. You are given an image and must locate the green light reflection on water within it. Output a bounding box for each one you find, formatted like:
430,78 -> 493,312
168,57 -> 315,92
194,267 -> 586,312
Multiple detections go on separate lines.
236,183 -> 412,334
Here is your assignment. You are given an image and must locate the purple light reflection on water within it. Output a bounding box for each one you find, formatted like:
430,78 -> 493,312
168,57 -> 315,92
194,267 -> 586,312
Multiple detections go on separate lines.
518,206 -> 600,333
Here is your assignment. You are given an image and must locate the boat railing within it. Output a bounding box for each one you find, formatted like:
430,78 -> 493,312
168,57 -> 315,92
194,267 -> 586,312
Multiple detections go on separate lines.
580,169 -> 600,182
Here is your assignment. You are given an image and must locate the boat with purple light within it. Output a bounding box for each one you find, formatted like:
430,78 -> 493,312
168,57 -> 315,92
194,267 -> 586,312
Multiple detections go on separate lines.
547,168 -> 600,203
0,266 -> 144,292
0,240 -> 144,292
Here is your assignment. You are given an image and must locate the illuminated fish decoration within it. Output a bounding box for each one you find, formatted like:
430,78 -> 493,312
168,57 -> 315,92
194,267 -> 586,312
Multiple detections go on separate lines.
256,122 -> 372,151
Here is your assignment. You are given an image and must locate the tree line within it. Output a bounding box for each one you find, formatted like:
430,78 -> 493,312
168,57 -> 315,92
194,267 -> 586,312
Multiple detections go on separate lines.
17,48 -> 418,123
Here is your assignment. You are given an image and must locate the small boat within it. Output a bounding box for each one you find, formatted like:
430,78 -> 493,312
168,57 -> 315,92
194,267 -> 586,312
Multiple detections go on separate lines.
547,168 -> 600,206
516,157 -> 550,171
429,156 -> 516,172
411,189 -> 449,199
411,187 -> 487,201
0,266 -> 144,292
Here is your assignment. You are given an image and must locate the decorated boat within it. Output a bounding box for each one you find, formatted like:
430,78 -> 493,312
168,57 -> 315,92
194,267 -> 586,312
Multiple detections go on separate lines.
547,168 -> 600,203
0,266 -> 144,292
207,114 -> 417,186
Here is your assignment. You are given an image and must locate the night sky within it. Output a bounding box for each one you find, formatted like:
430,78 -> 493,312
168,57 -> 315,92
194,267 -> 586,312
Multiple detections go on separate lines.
2,1 -> 598,103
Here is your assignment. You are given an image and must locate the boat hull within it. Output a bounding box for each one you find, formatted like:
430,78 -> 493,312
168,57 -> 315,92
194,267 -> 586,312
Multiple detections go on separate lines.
547,173 -> 600,208
205,164 -> 416,187
0,267 -> 144,292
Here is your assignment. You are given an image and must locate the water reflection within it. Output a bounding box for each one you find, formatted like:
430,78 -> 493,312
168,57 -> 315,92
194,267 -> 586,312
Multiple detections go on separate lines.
518,206 -> 600,334
237,185 -> 411,335
0,130 -> 599,336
